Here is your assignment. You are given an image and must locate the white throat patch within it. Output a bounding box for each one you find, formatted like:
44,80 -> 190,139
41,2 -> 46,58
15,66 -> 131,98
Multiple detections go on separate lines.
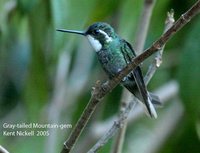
87,35 -> 102,52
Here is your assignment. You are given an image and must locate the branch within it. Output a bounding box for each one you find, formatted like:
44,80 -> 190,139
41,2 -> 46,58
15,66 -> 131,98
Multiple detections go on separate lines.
60,1 -> 200,152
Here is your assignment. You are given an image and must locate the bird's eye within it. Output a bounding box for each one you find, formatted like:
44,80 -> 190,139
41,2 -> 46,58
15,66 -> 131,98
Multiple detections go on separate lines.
93,29 -> 100,35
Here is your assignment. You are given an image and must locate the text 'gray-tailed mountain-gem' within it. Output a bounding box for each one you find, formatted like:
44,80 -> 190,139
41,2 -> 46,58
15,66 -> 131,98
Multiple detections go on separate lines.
57,22 -> 161,118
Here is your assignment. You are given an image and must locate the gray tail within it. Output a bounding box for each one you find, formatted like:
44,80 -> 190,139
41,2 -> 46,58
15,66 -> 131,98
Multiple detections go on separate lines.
143,93 -> 161,119
149,93 -> 162,107
146,97 -> 158,118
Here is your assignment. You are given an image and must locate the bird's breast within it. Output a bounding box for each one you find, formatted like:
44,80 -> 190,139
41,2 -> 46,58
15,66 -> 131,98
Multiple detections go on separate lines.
97,47 -> 126,78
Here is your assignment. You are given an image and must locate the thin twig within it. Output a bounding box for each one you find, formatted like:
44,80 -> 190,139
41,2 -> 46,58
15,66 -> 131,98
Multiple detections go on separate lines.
134,0 -> 156,54
87,100 -> 136,153
60,1 -> 200,152
144,9 -> 175,84
111,89 -> 132,153
46,51 -> 71,153
112,0 -> 156,153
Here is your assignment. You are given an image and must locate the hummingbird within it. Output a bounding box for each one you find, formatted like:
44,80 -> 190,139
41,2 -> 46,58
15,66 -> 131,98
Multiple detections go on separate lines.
57,22 -> 160,118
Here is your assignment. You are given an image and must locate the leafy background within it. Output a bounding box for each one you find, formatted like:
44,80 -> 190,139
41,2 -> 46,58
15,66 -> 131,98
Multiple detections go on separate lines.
0,0 -> 200,153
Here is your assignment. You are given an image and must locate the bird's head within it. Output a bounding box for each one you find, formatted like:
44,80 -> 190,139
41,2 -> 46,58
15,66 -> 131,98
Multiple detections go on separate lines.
57,22 -> 116,52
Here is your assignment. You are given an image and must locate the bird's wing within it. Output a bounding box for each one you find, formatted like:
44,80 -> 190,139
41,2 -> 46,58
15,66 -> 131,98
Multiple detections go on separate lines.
120,39 -> 137,91
120,39 -> 155,117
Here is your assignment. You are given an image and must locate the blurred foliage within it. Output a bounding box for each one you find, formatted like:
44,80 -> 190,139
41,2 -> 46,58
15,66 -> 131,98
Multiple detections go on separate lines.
0,0 -> 200,153
178,16 -> 200,120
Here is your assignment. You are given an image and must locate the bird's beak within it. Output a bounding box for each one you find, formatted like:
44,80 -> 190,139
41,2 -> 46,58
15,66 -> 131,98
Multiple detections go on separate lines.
56,29 -> 85,36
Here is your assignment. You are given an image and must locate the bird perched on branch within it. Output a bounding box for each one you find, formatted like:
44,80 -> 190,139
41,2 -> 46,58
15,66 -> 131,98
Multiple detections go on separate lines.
57,22 -> 161,118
